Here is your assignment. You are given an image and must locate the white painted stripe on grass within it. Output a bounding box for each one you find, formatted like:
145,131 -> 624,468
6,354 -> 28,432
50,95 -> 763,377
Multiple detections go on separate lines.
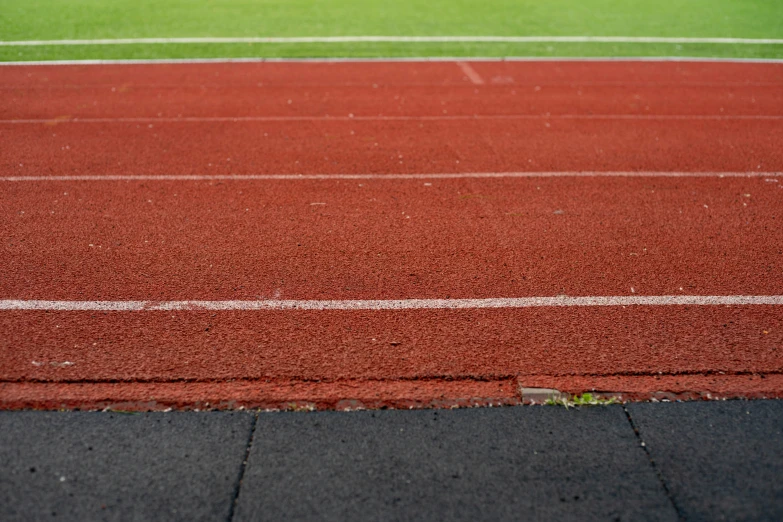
1,296 -> 782,311
2,36 -> 783,46
2,57 -> 783,66
2,114 -> 781,125
2,172 -> 781,182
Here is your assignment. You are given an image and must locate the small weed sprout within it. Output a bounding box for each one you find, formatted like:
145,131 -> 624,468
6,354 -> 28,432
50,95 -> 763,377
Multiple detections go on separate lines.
545,392 -> 618,408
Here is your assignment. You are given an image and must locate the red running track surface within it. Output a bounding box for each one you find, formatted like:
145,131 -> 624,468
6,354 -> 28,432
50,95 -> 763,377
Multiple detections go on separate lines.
1,60 -> 782,409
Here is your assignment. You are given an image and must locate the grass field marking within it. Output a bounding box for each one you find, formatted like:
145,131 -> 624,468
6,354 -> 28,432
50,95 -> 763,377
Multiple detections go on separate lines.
456,61 -> 485,84
2,296 -> 783,311
3,57 -> 783,66
2,172 -> 781,182
2,36 -> 783,47
2,114 -> 781,125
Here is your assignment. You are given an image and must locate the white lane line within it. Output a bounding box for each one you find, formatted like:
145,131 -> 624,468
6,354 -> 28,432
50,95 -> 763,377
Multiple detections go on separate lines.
456,61 -> 485,85
1,296 -> 782,311
2,57 -> 783,66
2,36 -> 783,46
2,114 -> 781,124
2,172 -> 781,182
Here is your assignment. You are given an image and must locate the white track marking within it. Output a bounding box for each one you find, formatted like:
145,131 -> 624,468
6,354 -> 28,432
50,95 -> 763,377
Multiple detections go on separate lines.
456,61 -> 484,84
2,114 -> 781,125
1,296 -> 782,311
2,172 -> 781,182
2,57 -> 783,66
2,36 -> 783,46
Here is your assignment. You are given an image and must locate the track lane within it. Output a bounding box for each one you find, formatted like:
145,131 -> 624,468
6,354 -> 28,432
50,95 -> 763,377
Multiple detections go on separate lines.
3,119 -> 783,176
4,83 -> 782,119
3,177 -> 783,300
1,306 -> 781,384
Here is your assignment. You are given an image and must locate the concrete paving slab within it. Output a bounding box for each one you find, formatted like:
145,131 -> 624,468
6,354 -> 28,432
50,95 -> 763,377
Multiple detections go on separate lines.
0,411 -> 254,521
627,400 -> 783,522
235,406 -> 676,521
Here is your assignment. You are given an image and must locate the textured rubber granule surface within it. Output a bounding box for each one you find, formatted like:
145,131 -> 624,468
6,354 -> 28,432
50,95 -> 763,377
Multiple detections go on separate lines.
1,60 -> 782,409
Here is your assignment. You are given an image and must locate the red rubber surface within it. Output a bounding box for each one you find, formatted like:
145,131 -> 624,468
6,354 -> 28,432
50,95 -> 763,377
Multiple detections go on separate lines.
2,60 -> 783,409
3,177 -> 783,299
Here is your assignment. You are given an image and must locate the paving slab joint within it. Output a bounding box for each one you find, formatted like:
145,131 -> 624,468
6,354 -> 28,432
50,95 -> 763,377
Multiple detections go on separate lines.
622,405 -> 685,520
227,412 -> 258,521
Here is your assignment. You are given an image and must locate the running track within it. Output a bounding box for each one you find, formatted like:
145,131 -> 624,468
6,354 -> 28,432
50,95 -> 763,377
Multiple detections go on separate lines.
1,60 -> 782,409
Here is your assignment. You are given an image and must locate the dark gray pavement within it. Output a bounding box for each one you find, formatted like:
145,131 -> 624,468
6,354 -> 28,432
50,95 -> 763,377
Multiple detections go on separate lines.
1,401 -> 781,521
0,412 -> 254,521
627,401 -> 783,521
235,406 -> 673,521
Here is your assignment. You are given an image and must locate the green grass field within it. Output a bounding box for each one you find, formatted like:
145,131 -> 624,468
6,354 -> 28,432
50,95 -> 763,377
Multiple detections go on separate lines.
2,0 -> 782,61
